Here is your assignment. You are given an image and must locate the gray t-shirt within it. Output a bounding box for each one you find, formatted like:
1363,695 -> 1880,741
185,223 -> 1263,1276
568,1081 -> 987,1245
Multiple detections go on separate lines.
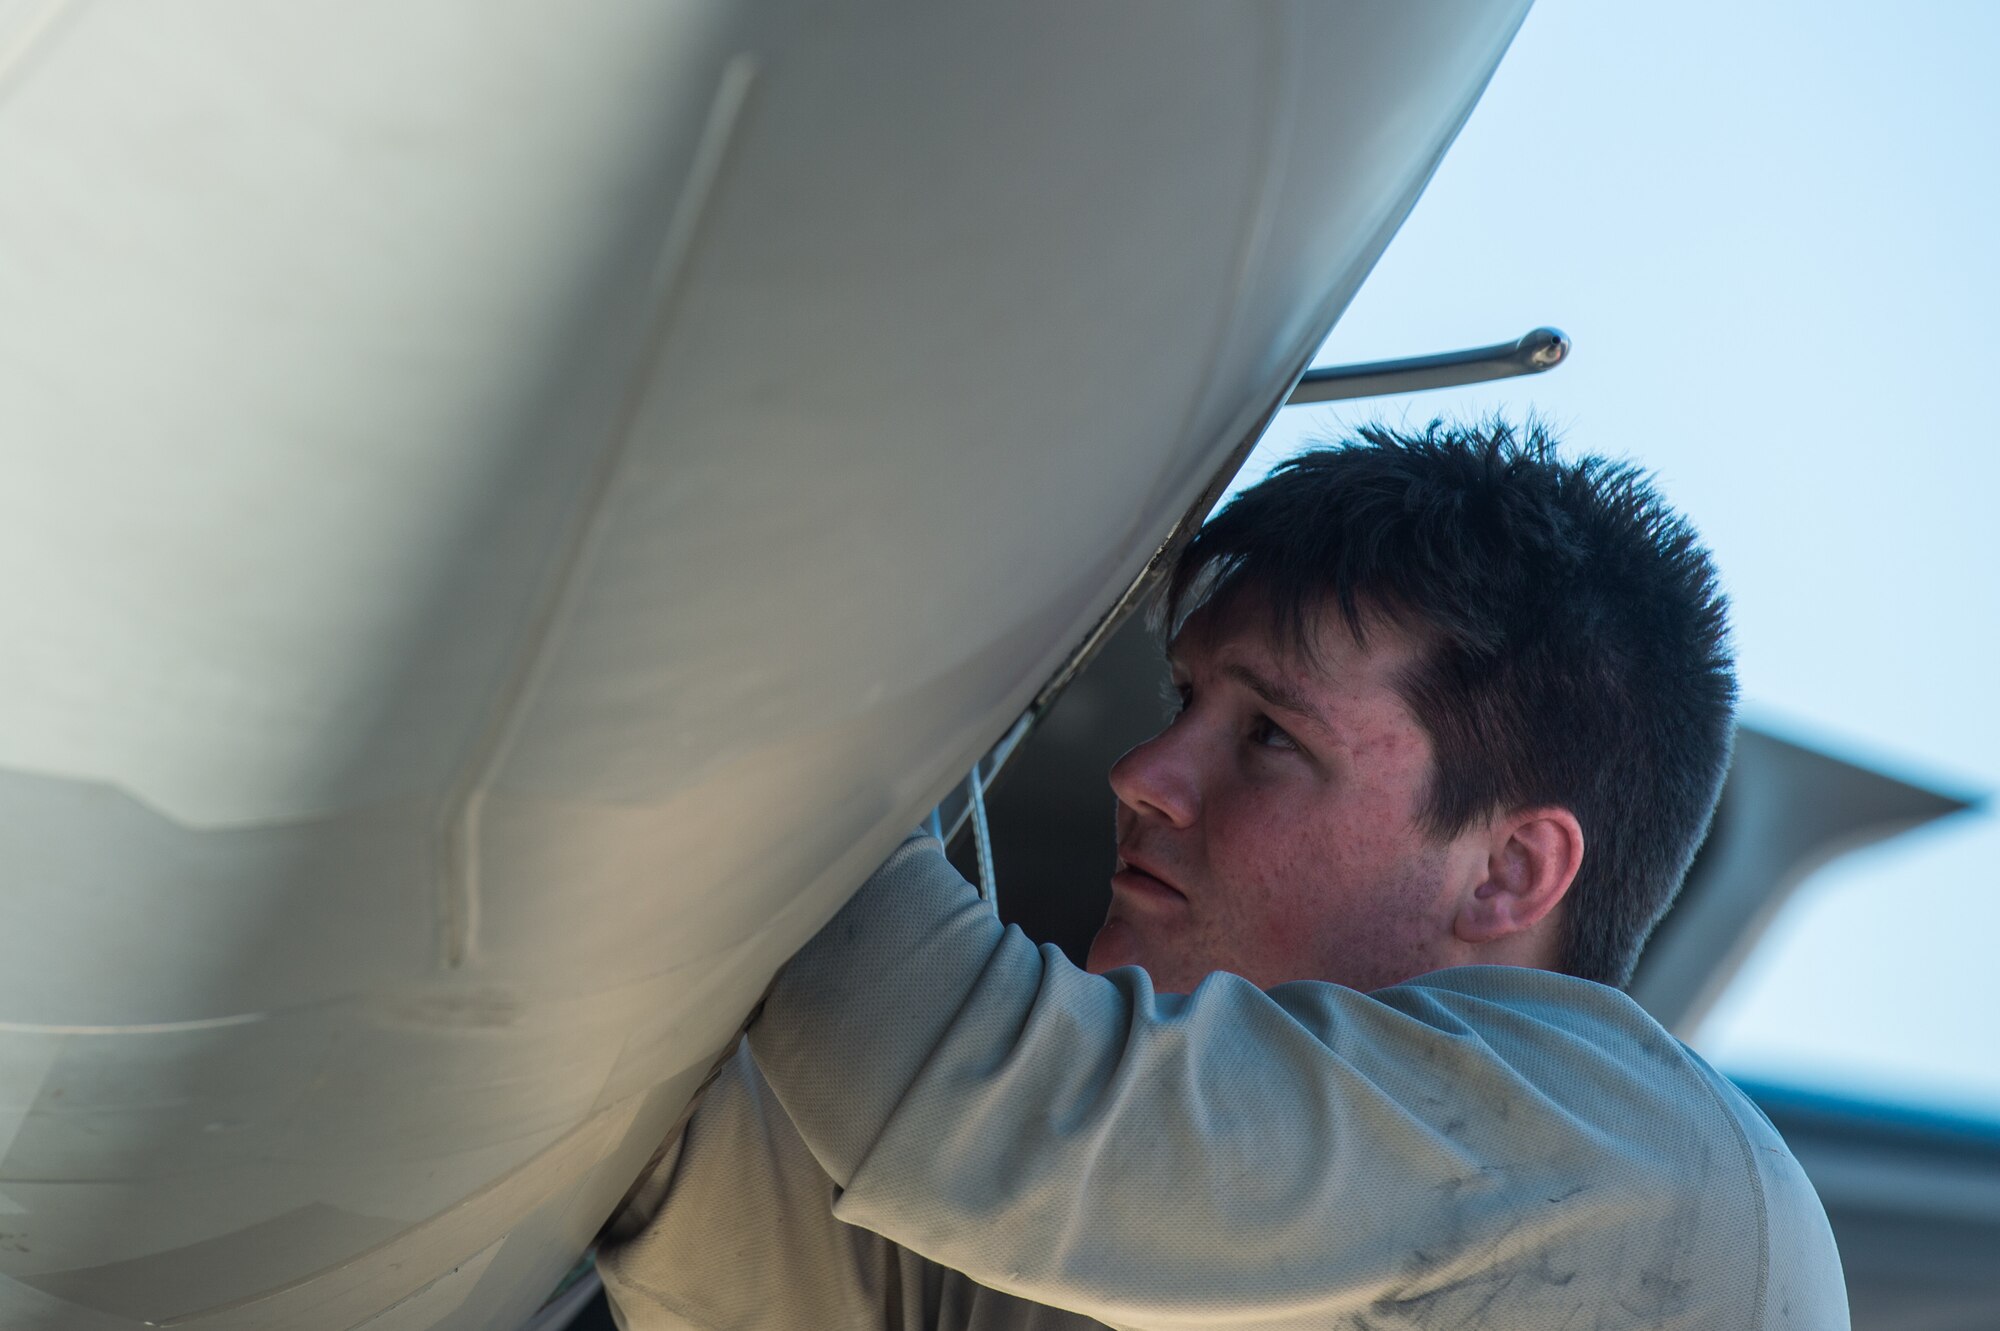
600,833 -> 1847,1329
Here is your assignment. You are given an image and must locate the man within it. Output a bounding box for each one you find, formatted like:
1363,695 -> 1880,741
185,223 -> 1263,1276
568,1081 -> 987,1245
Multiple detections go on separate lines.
599,422 -> 1848,1329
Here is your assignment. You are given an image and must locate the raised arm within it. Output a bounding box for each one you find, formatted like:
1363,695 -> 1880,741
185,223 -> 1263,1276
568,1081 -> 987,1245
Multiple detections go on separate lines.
747,832 -> 1774,1330
601,1037 -> 1114,1330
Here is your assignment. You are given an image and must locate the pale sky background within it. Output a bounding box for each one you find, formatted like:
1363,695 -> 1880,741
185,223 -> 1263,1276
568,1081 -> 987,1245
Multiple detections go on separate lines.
1234,1 -> 1999,1117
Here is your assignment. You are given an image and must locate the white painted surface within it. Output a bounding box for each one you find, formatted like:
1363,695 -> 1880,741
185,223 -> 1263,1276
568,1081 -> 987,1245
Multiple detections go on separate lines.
0,1 -> 1530,1324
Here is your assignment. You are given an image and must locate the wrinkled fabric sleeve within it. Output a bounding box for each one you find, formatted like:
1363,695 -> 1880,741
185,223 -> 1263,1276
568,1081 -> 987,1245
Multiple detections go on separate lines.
747,832 -> 1788,1331
595,1039 -> 917,1330
597,1038 -> 1108,1331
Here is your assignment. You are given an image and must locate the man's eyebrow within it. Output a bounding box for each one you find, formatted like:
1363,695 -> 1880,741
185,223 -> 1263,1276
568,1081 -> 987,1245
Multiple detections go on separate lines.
1220,662 -> 1331,731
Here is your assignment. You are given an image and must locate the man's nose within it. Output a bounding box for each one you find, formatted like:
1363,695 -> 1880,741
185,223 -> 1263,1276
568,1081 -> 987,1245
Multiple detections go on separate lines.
1108,724 -> 1200,828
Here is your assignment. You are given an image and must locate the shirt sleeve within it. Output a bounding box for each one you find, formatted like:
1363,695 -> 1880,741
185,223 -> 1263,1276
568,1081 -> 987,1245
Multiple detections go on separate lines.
596,1038 -> 1109,1331
746,832 -> 1784,1330
594,1039 -> 910,1330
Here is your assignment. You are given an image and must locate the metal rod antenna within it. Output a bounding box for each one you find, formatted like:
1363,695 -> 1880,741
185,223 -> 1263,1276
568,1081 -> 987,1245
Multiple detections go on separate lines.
1287,326 -> 1569,406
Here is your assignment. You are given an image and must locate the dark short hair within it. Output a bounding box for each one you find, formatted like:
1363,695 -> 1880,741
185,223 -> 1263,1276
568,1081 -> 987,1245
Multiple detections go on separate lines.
1165,419 -> 1736,988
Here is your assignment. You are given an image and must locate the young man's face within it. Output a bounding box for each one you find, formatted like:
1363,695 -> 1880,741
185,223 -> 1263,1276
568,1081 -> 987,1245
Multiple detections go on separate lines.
1086,597 -> 1484,994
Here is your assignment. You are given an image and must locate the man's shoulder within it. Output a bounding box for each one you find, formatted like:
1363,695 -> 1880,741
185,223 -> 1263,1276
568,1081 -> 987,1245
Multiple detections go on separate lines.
1367,965 -> 1848,1329
1386,960 -> 1661,1022
1316,963 -> 1698,1081
1374,966 -> 1810,1200
1253,963 -> 1762,1183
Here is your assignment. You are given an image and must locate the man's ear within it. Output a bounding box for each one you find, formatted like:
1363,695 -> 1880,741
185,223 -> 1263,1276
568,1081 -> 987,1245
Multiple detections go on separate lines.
1452,807 -> 1584,945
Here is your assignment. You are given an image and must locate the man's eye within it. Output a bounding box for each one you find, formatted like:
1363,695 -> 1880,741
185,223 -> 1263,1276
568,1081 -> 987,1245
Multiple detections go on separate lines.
1250,715 -> 1298,751
1164,682 -> 1192,717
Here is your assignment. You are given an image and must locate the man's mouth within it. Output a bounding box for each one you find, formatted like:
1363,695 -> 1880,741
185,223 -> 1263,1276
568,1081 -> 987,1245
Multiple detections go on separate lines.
1111,853 -> 1186,904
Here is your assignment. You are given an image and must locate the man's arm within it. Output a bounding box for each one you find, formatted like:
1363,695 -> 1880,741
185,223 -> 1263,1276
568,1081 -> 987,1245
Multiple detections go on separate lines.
597,1038 -> 1109,1331
748,832 -> 1832,1330
596,1039 -> 913,1329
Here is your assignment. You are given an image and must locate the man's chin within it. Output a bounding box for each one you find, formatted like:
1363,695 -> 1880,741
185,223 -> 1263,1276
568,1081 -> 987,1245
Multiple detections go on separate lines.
1086,919 -> 1201,994
1083,917 -> 1145,977
1086,920 -> 1218,995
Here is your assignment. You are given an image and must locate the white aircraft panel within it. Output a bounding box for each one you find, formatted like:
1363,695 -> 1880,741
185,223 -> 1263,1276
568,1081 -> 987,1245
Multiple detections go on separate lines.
0,1 -> 1532,1325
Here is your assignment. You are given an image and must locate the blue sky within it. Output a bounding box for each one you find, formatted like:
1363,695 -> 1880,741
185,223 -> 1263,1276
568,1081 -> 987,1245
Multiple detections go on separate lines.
1236,1 -> 2000,1115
